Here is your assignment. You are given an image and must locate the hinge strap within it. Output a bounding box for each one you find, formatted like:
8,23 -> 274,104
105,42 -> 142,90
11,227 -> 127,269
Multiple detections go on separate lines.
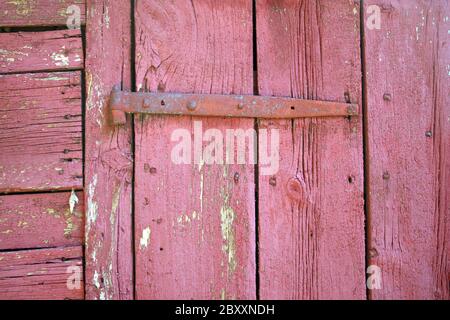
110,87 -> 358,125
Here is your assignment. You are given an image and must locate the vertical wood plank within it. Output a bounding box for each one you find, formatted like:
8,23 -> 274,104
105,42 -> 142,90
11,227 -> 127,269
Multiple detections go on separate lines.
84,0 -> 133,300
364,0 -> 449,300
256,0 -> 366,299
134,0 -> 256,299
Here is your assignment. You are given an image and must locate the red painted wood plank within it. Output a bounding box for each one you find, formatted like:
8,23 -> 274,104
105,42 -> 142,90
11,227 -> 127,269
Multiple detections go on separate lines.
0,192 -> 84,250
0,246 -> 84,300
0,0 -> 86,27
134,0 -> 256,299
0,72 -> 83,193
256,0 -> 366,299
364,0 -> 449,300
84,0 -> 133,300
0,29 -> 83,74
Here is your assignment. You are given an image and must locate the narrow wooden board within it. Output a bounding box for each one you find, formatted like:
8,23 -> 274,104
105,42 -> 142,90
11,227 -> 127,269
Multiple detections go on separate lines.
0,0 -> 86,27
134,0 -> 256,299
0,72 -> 83,193
0,192 -> 84,250
84,0 -> 133,300
0,29 -> 83,74
364,0 -> 449,300
0,246 -> 84,300
256,0 -> 366,299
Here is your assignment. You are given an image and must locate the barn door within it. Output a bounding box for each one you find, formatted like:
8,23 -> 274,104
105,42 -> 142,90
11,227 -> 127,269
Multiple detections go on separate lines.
85,0 -> 365,300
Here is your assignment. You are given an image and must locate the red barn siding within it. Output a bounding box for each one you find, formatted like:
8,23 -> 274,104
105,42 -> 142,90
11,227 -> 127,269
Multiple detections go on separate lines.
0,0 -> 86,27
364,0 -> 449,300
256,0 -> 366,299
84,0 -> 134,300
0,72 -> 83,193
0,0 -> 447,301
134,0 -> 256,300
0,30 -> 83,74
0,1 -> 86,301
0,246 -> 84,300
0,192 -> 84,251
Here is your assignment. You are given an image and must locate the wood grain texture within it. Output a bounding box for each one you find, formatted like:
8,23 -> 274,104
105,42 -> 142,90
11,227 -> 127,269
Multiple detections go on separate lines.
0,72 -> 83,193
0,192 -> 84,250
0,246 -> 84,300
364,0 -> 449,300
0,0 -> 86,27
84,0 -> 133,300
0,29 -> 83,74
256,0 -> 365,299
134,0 -> 256,299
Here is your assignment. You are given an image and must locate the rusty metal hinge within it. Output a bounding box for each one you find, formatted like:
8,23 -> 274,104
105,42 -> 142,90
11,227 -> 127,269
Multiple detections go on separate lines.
110,86 -> 358,125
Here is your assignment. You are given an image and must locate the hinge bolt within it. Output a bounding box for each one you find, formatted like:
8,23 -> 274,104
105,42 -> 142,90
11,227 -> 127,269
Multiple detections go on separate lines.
425,131 -> 433,138
143,98 -> 151,109
187,101 -> 197,111
383,171 -> 390,180
347,105 -> 357,116
238,103 -> 245,110
234,172 -> 240,183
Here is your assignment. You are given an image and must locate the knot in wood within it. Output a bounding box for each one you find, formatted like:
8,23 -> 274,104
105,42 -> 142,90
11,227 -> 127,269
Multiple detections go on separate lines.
286,177 -> 305,202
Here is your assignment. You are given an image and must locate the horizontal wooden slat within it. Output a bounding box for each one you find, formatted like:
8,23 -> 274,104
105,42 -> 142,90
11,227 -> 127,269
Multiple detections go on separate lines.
0,72 -> 83,193
0,192 -> 84,250
0,29 -> 83,74
0,246 -> 84,300
0,0 -> 86,27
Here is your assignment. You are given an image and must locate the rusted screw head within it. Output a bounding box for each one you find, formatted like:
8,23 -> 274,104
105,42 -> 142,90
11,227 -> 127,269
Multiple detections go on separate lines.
368,248 -> 379,258
237,103 -> 245,110
383,93 -> 392,101
234,172 -> 240,183
269,176 -> 277,186
187,101 -> 197,111
383,171 -> 390,180
143,98 -> 151,109
425,131 -> 433,138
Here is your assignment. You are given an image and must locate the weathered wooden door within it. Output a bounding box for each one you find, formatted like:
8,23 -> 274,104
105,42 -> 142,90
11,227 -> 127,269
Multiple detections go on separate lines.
85,0 -> 366,300
2,0 -> 446,301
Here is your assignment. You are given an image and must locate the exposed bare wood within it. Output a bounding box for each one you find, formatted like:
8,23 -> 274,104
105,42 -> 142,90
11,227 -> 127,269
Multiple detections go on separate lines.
0,29 -> 83,74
